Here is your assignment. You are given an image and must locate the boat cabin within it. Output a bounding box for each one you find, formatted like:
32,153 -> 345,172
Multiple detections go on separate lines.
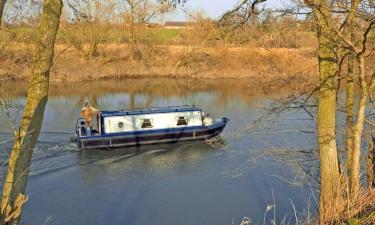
77,106 -> 205,137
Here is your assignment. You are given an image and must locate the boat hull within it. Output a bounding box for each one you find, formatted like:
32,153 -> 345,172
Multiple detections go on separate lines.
77,118 -> 228,150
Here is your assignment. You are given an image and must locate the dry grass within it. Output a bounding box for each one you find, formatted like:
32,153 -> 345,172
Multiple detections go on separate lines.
331,189 -> 375,225
299,189 -> 375,225
0,43 -> 319,82
0,20 -> 321,83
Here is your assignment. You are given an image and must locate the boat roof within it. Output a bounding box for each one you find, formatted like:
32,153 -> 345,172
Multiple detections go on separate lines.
100,105 -> 201,117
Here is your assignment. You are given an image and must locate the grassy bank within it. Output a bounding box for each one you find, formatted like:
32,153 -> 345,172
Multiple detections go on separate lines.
2,23 -> 371,83
0,21 -> 322,82
0,44 -> 318,82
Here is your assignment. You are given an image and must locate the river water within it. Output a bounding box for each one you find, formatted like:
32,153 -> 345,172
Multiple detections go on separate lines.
0,79 -> 318,225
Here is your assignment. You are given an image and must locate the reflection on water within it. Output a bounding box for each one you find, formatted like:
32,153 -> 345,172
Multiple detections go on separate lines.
0,79 -> 317,225
77,142 -> 216,184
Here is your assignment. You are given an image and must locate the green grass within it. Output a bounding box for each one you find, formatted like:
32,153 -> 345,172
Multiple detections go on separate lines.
149,29 -> 181,43
347,211 -> 375,225
2,25 -> 182,45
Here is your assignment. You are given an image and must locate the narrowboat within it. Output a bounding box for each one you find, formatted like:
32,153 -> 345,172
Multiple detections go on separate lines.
75,105 -> 229,149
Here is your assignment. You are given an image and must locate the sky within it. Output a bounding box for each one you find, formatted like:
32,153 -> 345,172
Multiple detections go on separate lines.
4,0 -> 291,24
166,0 -> 288,21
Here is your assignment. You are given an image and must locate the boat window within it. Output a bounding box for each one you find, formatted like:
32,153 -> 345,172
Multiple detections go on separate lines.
177,116 -> 188,126
118,122 -> 124,128
141,119 -> 153,128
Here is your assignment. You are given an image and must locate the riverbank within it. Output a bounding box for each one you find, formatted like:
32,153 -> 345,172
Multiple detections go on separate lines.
0,76 -> 317,99
0,44 -> 318,82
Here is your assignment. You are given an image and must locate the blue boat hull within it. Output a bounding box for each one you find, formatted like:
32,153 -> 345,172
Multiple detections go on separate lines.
77,118 -> 228,150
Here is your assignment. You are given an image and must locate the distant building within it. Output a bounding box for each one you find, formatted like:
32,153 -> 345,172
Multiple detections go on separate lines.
164,21 -> 196,29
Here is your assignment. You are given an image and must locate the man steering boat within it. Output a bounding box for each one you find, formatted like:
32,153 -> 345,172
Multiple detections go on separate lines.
80,101 -> 99,136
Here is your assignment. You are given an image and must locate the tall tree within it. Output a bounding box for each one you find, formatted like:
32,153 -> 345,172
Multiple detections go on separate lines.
344,0 -> 361,184
346,22 -> 374,193
328,0 -> 375,194
0,0 -> 6,29
0,0 -> 63,224
122,0 -> 173,24
304,0 -> 342,221
121,0 -> 173,43
302,0 -> 374,218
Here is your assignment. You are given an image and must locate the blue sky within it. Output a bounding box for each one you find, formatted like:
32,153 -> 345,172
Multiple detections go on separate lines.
166,0 -> 287,21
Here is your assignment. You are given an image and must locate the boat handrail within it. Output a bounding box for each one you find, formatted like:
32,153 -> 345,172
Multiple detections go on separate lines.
117,105 -> 197,112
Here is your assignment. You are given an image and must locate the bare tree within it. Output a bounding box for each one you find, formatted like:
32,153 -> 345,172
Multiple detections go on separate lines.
129,0 -> 172,23
217,0 -> 267,44
277,0 -> 375,220
0,0 -> 6,29
120,0 -> 173,43
218,0 -> 266,26
1,0 -> 43,26
305,1 -> 342,220
0,0 -> 63,224
319,0 -> 375,194
63,0 -> 116,59
344,0 -> 361,184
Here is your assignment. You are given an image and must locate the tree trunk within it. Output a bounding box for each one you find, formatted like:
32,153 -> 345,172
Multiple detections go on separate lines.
344,0 -> 362,194
350,55 -> 368,194
129,1 -> 134,45
130,92 -> 135,109
0,0 -> 63,224
86,23 -> 99,59
346,53 -> 355,179
312,4 -> 341,222
0,0 -> 6,30
367,136 -> 375,188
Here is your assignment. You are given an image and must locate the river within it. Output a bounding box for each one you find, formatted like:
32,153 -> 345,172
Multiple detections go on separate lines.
0,79 -> 318,225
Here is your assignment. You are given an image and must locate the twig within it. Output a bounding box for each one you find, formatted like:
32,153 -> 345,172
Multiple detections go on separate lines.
290,199 -> 299,225
51,45 -> 72,71
0,97 -> 17,136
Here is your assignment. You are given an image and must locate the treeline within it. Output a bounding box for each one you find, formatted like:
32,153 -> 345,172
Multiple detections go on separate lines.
0,1 -> 320,81
0,1 -> 317,49
2,17 -> 317,48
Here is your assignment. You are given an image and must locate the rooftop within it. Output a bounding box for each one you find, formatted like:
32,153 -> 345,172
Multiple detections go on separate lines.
100,105 -> 200,117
